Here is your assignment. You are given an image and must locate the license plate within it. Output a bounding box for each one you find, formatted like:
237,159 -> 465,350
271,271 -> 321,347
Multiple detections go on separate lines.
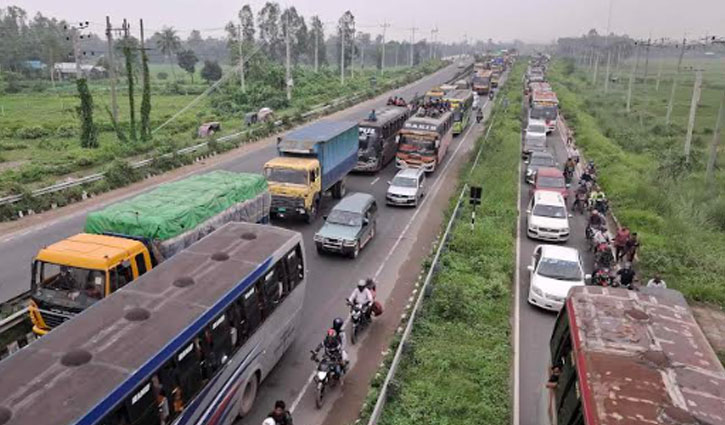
277,207 -> 287,212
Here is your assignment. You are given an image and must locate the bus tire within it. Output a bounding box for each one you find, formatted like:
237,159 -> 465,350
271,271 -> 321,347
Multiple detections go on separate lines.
237,373 -> 259,418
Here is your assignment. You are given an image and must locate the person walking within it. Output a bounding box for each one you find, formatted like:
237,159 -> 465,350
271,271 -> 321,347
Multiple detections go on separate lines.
613,227 -> 630,262
625,232 -> 640,263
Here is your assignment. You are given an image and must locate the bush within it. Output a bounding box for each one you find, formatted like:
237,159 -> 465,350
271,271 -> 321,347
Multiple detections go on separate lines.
157,72 -> 169,80
104,159 -> 141,189
55,123 -> 79,138
15,125 -> 50,140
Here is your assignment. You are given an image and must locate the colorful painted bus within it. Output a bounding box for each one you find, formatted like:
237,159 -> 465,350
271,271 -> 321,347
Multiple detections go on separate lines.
444,89 -> 474,135
395,111 -> 454,173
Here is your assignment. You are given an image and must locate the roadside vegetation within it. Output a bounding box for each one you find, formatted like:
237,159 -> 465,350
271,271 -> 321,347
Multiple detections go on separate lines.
360,61 -> 524,425
549,59 -> 725,306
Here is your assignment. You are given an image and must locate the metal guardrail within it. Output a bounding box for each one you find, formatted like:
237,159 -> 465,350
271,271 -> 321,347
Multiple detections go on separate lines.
0,65 -> 467,208
366,73 -> 504,424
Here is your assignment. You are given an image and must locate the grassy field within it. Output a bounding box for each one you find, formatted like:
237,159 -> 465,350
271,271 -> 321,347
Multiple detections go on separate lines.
0,63 -> 439,196
369,61 -> 523,425
550,57 -> 725,306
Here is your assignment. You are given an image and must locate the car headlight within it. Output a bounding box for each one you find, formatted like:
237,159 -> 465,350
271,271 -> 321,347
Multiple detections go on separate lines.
342,239 -> 357,246
313,234 -> 323,242
531,286 -> 543,296
526,169 -> 534,176
529,224 -> 538,231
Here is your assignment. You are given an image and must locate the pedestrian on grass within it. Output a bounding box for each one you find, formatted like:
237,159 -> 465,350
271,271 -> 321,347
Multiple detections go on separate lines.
647,273 -> 667,289
613,227 -> 630,262
625,232 -> 640,263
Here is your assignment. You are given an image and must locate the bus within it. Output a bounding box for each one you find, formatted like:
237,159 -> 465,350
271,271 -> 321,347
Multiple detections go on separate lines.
530,90 -> 559,133
396,111 -> 454,173
0,222 -> 307,425
444,89 -> 474,135
355,106 -> 409,172
547,286 -> 725,425
472,70 -> 492,95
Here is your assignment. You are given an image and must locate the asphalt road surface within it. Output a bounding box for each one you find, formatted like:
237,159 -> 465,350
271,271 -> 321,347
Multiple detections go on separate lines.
516,118 -> 594,425
0,62 -> 504,424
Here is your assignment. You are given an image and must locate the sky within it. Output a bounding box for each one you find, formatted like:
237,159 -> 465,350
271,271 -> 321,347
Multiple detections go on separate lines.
8,0 -> 725,44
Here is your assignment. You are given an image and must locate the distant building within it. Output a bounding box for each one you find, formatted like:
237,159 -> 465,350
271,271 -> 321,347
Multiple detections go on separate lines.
53,63 -> 107,80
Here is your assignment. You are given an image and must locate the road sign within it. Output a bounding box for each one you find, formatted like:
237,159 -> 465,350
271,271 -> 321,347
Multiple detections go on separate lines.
469,186 -> 482,205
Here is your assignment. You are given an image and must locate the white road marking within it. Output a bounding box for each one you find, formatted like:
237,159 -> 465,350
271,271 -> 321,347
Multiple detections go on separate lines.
290,98 -> 490,414
371,177 -> 380,186
514,144 -> 523,425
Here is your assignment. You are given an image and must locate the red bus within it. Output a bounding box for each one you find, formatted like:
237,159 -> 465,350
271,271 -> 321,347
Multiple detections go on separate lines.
548,286 -> 725,425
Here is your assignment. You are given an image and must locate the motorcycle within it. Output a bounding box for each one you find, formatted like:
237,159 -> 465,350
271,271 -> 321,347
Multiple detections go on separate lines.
488,90 -> 495,101
310,348 -> 344,408
591,267 -> 613,287
347,300 -> 371,345
476,112 -> 483,123
593,244 -> 614,270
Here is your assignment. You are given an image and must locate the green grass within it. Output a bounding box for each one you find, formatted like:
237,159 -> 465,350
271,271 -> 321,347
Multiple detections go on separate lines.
0,62 -> 443,195
550,59 -> 725,306
374,62 -> 524,425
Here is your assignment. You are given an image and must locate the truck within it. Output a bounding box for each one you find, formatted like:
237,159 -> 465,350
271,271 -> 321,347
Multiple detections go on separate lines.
27,170 -> 270,335
264,120 -> 358,223
472,70 -> 492,95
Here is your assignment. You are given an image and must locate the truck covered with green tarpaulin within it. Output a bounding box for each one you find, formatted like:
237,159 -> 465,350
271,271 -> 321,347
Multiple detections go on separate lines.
84,170 -> 270,261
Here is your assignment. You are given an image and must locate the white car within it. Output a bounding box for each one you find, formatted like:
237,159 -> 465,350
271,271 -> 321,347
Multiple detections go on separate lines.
527,245 -> 589,312
527,191 -> 570,241
525,119 -> 547,141
386,168 -> 426,207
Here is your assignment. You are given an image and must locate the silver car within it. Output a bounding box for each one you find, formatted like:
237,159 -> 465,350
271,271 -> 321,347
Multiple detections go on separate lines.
386,168 -> 426,207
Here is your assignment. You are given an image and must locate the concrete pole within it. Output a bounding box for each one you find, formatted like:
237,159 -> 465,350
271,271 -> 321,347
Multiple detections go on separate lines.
314,29 -> 319,72
285,13 -> 291,101
626,45 -> 639,113
684,70 -> 702,162
706,90 -> 725,189
655,50 -> 663,91
592,52 -> 599,85
666,38 -> 687,125
105,16 -> 118,122
380,22 -> 388,74
71,29 -> 83,77
340,27 -> 345,84
604,49 -> 612,93
139,19 -> 145,87
409,26 -> 417,67
238,24 -> 245,92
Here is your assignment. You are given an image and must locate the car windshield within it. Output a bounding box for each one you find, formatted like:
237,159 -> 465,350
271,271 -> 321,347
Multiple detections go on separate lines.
265,167 -> 307,185
399,136 -> 436,154
327,210 -> 362,227
530,156 -> 555,166
533,204 -> 566,218
392,176 -> 418,188
528,124 -> 546,133
538,176 -> 565,188
537,258 -> 582,281
34,262 -> 106,307
531,106 -> 558,120
359,127 -> 376,150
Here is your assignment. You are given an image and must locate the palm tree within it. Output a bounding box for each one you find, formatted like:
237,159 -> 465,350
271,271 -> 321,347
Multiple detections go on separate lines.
156,27 -> 181,79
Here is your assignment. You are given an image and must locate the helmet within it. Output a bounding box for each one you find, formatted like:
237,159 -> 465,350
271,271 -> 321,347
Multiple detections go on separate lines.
327,328 -> 336,337
332,317 -> 344,332
263,419 -> 276,425
592,210 -> 599,216
357,279 -> 367,289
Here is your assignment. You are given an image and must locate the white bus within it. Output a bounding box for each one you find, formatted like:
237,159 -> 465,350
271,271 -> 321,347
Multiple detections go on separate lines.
0,222 -> 306,425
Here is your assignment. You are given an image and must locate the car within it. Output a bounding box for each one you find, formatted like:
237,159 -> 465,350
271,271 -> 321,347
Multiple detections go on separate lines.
531,167 -> 569,201
522,120 -> 548,158
527,191 -> 571,241
386,168 -> 426,207
527,244 -> 589,311
525,151 -> 556,184
313,192 -> 377,258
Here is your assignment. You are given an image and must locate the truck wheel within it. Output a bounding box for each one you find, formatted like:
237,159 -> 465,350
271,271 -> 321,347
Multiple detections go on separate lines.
306,199 -> 319,224
332,179 -> 347,199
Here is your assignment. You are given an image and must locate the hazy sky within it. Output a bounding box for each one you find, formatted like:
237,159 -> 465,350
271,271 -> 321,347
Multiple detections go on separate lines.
8,0 -> 725,43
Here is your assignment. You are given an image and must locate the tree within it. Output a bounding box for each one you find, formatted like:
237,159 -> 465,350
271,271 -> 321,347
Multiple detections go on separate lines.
239,4 -> 255,44
155,27 -> 181,78
258,2 -> 282,61
187,30 -> 203,53
308,15 -> 326,67
177,49 -> 198,83
337,11 -> 356,71
76,78 -> 97,148
201,60 -> 222,83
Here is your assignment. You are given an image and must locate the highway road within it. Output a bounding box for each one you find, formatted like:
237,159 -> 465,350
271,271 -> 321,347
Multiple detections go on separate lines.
0,62 -> 502,424
516,117 -> 594,425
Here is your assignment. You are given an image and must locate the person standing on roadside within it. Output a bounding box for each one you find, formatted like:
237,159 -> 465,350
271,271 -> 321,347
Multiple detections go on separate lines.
647,273 -> 667,289
625,232 -> 640,263
616,263 -> 636,289
613,227 -> 630,262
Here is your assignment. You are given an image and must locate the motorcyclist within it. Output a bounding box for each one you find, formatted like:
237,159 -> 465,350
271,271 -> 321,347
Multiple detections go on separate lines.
476,108 -> 484,123
588,209 -> 605,229
488,89 -> 495,100
564,157 -> 576,181
321,328 -> 346,377
349,280 -> 374,320
331,317 -> 348,365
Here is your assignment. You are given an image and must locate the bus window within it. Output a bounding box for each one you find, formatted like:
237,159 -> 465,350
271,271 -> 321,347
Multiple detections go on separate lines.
123,381 -> 159,425
242,286 -> 262,332
555,350 -> 581,424
261,263 -> 285,314
284,245 -> 304,290
206,313 -> 233,370
550,307 -> 571,367
173,341 -> 203,408
99,408 -> 131,425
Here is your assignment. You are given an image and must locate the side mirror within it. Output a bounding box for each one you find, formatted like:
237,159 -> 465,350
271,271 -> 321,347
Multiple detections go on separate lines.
585,274 -> 592,282
525,209 -> 531,214
387,180 -> 392,185
566,183 -> 571,188
568,213 -> 573,218
527,265 -> 534,272
363,218 -> 370,226
323,215 -> 328,221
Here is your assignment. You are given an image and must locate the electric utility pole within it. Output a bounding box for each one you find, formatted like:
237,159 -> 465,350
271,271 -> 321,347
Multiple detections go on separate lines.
314,25 -> 319,72
238,24 -> 245,92
603,0 -> 613,92
409,26 -> 418,67
429,27 -> 438,60
592,52 -> 599,85
285,12 -> 291,101
340,26 -> 345,84
380,22 -> 389,74
105,16 -> 119,122
65,21 -> 91,78
666,37 -> 687,125
706,89 -> 725,190
684,69 -> 703,162
626,42 -> 640,113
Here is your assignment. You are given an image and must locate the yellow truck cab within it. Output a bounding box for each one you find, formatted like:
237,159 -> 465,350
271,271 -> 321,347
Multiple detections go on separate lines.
28,233 -> 151,335
264,156 -> 322,222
